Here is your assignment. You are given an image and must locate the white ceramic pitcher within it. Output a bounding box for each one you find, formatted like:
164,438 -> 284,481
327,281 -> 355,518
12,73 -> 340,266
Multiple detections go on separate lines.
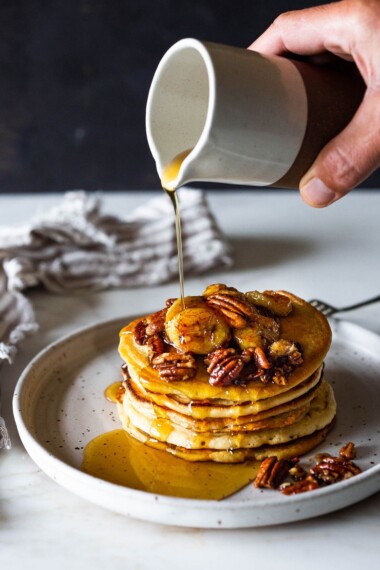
146,38 -> 364,190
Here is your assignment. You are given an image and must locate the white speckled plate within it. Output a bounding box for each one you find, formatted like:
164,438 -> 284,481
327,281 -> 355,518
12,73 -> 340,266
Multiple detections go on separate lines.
13,316 -> 380,528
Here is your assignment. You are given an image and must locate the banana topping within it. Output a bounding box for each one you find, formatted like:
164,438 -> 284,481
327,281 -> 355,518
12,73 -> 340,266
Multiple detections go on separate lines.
165,296 -> 231,354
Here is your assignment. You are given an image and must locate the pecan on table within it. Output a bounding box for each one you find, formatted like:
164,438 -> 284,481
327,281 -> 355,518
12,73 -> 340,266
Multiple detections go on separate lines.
254,456 -> 290,489
152,352 -> 197,382
205,347 -> 244,386
205,293 -> 256,329
310,456 -> 361,485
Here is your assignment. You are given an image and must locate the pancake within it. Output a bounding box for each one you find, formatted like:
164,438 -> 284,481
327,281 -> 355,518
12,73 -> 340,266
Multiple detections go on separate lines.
119,291 -> 331,404
126,364 -> 323,419
119,380 -> 335,452
118,408 -> 336,464
122,374 -> 323,433
117,285 -> 335,463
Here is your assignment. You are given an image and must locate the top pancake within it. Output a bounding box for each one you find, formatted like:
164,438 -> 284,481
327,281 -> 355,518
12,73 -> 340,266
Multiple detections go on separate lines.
119,291 -> 331,404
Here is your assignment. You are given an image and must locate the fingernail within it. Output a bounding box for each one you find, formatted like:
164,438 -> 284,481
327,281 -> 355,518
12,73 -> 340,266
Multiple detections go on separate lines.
301,178 -> 336,207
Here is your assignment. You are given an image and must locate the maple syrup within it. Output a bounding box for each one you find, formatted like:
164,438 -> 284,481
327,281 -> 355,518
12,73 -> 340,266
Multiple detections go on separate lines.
104,381 -> 123,403
161,149 -> 193,309
82,427 -> 259,500
81,148 -> 260,500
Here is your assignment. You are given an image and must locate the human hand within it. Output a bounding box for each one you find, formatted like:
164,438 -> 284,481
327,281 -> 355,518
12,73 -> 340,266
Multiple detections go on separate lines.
249,0 -> 380,207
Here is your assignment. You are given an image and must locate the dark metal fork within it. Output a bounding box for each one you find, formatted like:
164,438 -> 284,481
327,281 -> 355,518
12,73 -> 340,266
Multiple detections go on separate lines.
309,295 -> 380,316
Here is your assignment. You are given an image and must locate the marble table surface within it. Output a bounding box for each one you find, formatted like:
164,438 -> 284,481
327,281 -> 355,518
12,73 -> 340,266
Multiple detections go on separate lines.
1,189 -> 380,569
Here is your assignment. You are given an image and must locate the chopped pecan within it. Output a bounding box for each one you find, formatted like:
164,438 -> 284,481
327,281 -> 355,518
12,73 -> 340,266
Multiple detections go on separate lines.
310,456 -> 361,485
265,340 -> 304,386
165,298 -> 177,307
289,464 -> 307,481
281,476 -> 320,495
315,452 -> 331,463
254,456 -> 290,489
253,347 -> 271,369
241,346 -> 270,368
205,293 -> 256,329
146,334 -> 166,359
271,368 -> 289,386
205,347 -> 244,386
152,352 -> 197,382
134,319 -> 148,345
339,442 -> 356,460
268,340 -> 303,366
145,307 -> 168,336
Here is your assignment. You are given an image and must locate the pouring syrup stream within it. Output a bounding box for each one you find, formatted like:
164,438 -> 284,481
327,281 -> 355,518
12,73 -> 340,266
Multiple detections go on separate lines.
161,149 -> 192,309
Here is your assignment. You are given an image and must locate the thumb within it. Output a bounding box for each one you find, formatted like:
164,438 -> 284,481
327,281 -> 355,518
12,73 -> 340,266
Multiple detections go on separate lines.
300,89 -> 380,207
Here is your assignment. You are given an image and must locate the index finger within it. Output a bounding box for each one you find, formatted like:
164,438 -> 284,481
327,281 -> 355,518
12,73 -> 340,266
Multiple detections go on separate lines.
248,2 -> 354,58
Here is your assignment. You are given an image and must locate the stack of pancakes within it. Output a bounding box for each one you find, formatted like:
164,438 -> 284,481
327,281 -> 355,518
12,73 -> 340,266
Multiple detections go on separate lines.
117,287 -> 335,463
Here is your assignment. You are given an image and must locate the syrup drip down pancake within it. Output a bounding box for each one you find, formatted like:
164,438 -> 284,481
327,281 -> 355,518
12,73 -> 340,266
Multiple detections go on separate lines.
117,285 -> 335,463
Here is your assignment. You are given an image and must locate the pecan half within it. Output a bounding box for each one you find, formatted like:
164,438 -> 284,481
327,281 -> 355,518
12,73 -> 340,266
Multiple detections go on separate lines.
134,319 -> 148,345
146,334 -> 166,359
152,352 -> 197,382
339,442 -> 356,460
205,347 -> 244,386
289,464 -> 307,481
253,347 -> 271,369
310,456 -> 361,485
205,293 -> 256,329
281,476 -> 320,495
145,307 -> 168,336
254,456 -> 290,489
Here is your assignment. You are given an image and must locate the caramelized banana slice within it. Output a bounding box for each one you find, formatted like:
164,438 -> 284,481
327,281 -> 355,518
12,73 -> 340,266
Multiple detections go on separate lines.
202,283 -> 238,297
165,297 -> 231,354
233,325 -> 263,350
246,290 -> 292,316
234,316 -> 280,350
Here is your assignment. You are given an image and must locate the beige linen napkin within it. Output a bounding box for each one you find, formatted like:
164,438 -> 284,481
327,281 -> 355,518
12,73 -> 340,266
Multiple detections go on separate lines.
0,189 -> 233,448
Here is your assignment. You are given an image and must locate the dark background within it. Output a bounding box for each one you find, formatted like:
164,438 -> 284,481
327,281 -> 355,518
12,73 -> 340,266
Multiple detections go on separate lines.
0,0 -> 378,193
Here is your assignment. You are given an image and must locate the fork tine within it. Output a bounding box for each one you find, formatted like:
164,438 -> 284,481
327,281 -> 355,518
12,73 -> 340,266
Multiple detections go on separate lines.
308,299 -> 336,316
321,306 -> 335,316
309,295 -> 380,316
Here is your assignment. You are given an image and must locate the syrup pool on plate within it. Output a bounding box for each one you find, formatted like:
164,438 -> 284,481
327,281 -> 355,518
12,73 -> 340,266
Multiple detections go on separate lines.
82,425 -> 259,500
82,150 -> 261,500
82,380 -> 259,500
